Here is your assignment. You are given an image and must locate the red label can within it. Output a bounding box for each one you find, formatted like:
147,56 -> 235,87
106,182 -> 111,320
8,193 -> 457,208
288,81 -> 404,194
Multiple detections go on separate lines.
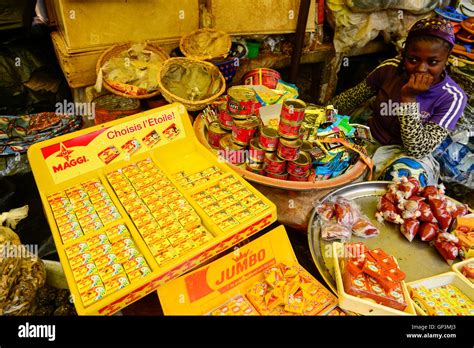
208,121 -> 229,150
219,134 -> 246,165
232,118 -> 259,146
278,120 -> 301,140
218,105 -> 234,130
246,165 -> 265,175
258,126 -> 279,151
288,171 -> 310,182
287,152 -> 312,176
249,138 -> 265,162
280,99 -> 306,124
227,86 -> 256,115
263,153 -> 286,174
277,138 -> 302,161
265,170 -> 288,180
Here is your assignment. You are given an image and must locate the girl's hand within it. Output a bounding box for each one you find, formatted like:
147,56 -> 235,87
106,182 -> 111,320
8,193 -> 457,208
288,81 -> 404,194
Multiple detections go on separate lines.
400,73 -> 434,102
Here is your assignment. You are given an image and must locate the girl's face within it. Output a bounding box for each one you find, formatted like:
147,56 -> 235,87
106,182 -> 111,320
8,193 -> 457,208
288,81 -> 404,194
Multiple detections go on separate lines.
403,40 -> 450,85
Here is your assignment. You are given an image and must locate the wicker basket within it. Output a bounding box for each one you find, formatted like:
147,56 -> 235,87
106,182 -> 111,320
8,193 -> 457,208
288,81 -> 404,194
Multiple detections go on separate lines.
179,28 -> 231,61
96,42 -> 170,99
157,57 -> 226,111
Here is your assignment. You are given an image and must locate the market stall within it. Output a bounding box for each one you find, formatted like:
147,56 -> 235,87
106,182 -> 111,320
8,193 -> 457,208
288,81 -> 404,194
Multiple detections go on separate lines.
1,0 -> 474,320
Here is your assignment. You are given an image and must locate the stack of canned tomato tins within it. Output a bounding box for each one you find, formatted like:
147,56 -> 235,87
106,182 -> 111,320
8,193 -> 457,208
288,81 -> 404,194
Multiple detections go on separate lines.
206,85 -> 313,181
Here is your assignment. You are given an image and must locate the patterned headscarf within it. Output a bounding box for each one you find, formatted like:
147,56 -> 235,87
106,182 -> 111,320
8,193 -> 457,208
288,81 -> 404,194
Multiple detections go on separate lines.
407,17 -> 455,47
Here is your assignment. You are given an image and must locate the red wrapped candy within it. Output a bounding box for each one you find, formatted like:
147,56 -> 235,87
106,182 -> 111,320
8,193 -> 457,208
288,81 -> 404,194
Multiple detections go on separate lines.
334,197 -> 360,228
422,185 -> 440,199
419,222 -> 438,242
418,201 -> 437,223
433,236 -> 458,265
407,176 -> 421,195
316,202 -> 335,221
352,217 -> 379,238
451,204 -> 469,219
428,198 -> 452,230
400,218 -> 420,242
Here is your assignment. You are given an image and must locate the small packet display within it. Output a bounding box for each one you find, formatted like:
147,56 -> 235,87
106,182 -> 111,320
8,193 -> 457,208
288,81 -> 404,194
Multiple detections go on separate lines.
106,158 -> 214,266
208,295 -> 259,316
47,178 -> 121,243
64,224 -> 151,307
461,262 -> 474,283
190,176 -> 268,230
318,196 -> 379,242
172,166 -> 224,191
410,284 -> 473,316
341,243 -> 408,312
245,263 -> 337,315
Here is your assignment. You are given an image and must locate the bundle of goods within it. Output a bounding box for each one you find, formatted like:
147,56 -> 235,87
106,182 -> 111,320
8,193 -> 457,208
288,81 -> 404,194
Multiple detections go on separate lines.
339,243 -> 409,312
204,87 -> 371,182
207,262 -> 337,316
0,113 -> 82,156
317,196 -> 380,241
0,207 -> 46,315
375,176 -> 471,264
96,42 -> 170,98
410,283 -> 473,316
157,58 -> 226,111
179,29 -> 232,61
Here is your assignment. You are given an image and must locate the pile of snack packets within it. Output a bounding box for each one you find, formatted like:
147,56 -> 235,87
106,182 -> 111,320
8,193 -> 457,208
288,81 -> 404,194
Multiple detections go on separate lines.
317,196 -> 379,241
375,176 -> 471,264
208,263 -> 337,316
341,243 -> 408,312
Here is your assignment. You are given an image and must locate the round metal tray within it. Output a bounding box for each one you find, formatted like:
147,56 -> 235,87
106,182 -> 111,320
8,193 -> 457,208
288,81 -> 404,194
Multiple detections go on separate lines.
308,181 -> 453,293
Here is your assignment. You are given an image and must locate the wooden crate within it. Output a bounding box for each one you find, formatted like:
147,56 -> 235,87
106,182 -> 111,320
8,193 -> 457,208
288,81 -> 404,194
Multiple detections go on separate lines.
205,0 -> 317,35
51,0 -> 199,53
51,32 -> 179,88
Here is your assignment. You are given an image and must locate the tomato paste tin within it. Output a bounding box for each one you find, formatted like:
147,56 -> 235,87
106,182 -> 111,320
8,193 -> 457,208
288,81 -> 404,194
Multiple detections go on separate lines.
218,104 -> 234,130
208,121 -> 229,149
246,165 -> 265,175
258,126 -> 279,151
232,118 -> 259,146
247,157 -> 264,170
277,138 -> 301,161
227,86 -> 256,116
265,170 -> 288,180
301,140 -> 313,153
249,138 -> 265,162
280,99 -> 306,124
263,153 -> 286,174
243,68 -> 281,89
288,171 -> 310,182
219,134 -> 246,165
287,152 -> 312,176
278,120 -> 301,140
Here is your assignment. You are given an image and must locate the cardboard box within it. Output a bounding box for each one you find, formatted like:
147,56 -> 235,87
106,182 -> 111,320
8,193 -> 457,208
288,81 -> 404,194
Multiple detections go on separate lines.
205,0 -> 317,35
28,103 -> 276,315
158,225 -> 338,315
51,0 -> 199,53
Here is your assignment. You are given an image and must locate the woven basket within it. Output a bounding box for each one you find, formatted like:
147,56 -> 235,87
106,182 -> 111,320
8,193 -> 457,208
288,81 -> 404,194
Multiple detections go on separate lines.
96,42 -> 170,99
180,28 -> 231,61
157,57 -> 226,111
